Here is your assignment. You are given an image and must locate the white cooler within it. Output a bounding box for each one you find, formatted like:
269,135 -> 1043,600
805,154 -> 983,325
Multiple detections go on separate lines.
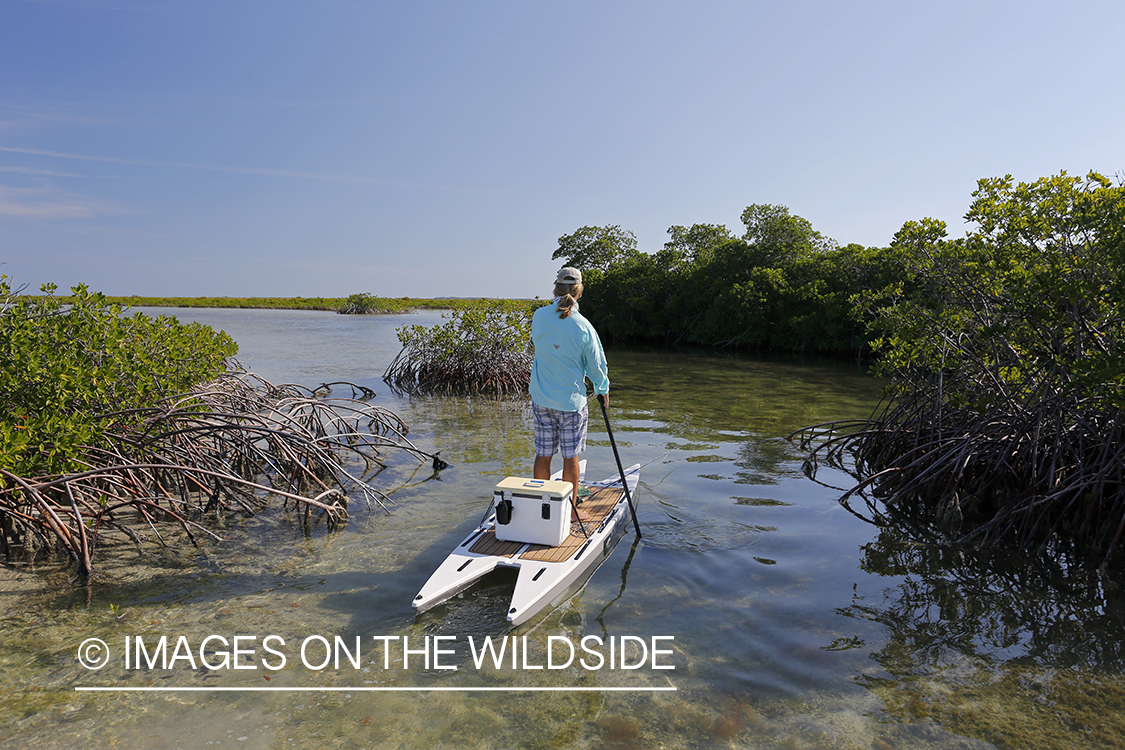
493,477 -> 572,547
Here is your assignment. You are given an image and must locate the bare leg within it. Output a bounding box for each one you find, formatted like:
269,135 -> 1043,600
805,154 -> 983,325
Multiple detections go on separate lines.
561,456 -> 580,497
533,455 -> 552,480
562,456 -> 589,521
535,455 -> 588,521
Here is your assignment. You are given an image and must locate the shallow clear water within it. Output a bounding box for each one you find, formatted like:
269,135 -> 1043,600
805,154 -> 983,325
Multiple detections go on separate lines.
3,307 -> 1124,749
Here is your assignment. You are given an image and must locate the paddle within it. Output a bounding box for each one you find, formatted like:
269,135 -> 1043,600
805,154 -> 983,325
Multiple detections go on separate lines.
597,394 -> 641,539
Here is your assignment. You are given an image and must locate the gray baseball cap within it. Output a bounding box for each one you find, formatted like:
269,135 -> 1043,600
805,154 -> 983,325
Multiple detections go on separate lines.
555,267 -> 582,285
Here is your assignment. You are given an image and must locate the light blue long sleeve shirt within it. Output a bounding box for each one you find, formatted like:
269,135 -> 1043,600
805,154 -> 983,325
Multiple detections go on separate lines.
529,300 -> 610,412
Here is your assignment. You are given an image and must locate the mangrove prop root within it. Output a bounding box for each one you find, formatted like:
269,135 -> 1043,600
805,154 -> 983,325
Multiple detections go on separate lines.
383,344 -> 531,396
0,369 -> 437,577
791,386 -> 1125,565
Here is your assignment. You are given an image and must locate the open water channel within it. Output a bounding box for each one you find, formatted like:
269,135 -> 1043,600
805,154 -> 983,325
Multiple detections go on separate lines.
2,307 -> 1124,750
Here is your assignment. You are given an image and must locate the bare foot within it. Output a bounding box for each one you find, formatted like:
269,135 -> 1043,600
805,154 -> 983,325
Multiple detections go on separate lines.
572,509 -> 591,522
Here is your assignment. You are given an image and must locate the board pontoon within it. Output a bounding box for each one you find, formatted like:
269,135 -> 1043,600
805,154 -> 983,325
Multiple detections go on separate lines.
412,461 -> 640,626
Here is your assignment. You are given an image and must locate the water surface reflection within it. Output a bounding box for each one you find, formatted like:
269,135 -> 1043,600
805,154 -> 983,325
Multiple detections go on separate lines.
1,308 -> 1122,749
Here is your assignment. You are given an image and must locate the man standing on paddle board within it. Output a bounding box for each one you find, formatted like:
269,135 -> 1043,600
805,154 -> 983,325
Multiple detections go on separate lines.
529,266 -> 610,522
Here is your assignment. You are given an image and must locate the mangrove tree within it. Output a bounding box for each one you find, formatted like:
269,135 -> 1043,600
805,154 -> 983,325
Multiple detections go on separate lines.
794,171 -> 1125,563
0,280 -> 440,577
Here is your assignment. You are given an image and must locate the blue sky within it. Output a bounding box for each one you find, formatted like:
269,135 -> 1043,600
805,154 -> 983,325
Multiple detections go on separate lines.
2,0 -> 1123,299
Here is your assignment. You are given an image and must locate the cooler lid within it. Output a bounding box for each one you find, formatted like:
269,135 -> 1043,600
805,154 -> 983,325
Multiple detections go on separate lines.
494,477 -> 572,498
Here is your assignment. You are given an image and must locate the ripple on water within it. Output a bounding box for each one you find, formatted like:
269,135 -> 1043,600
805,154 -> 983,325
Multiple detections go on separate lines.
5,310 -> 1113,750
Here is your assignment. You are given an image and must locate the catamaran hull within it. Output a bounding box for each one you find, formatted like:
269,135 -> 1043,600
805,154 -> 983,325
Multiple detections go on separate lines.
412,465 -> 639,626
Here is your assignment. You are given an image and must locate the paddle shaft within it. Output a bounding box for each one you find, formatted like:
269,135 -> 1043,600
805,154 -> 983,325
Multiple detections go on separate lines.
597,394 -> 641,539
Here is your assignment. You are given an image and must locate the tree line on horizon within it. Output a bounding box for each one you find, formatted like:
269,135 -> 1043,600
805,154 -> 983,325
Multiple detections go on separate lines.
49,294 -> 473,314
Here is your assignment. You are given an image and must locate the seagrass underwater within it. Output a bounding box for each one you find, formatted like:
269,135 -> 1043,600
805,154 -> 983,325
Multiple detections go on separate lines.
76,633 -> 676,675
14,306 -> 1121,748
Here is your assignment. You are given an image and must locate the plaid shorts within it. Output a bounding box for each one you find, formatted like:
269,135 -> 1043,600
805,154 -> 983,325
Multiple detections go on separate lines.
532,402 -> 589,459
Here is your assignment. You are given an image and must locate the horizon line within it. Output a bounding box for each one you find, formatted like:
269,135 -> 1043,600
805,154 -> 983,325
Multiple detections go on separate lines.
76,685 -> 677,693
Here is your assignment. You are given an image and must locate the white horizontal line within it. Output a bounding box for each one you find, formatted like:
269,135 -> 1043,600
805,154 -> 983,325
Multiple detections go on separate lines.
76,686 -> 676,693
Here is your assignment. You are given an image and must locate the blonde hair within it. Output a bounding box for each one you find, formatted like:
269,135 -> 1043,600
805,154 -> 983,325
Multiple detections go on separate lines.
553,282 -> 583,319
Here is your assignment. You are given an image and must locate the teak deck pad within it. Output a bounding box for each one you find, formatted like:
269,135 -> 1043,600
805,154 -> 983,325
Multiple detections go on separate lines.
470,485 -> 625,562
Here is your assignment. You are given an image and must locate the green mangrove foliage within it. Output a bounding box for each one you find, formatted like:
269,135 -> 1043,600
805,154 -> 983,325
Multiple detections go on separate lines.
794,171 -> 1125,561
554,208 -> 899,356
1,282 -> 236,478
0,280 -> 439,576
383,299 -> 538,395
560,174 -> 1125,559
